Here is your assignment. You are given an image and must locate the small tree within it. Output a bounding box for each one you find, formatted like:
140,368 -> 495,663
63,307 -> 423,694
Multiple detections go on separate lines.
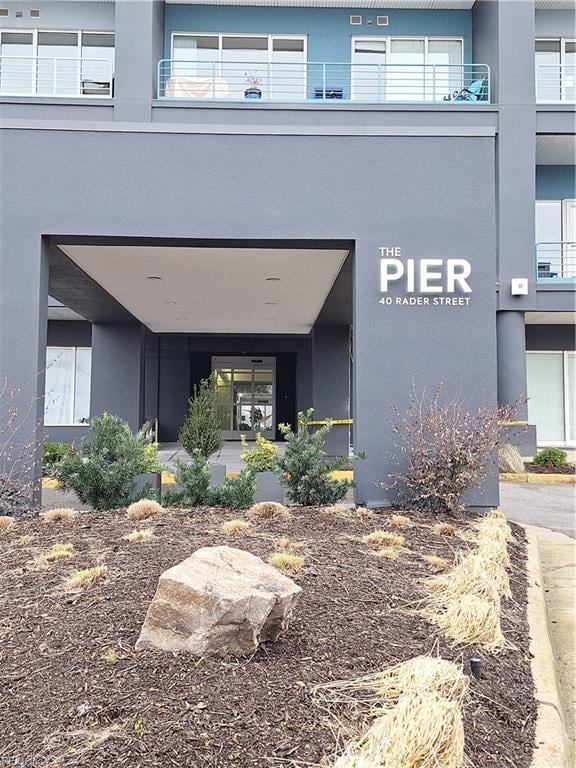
240,432 -> 278,474
387,386 -> 520,515
179,375 -> 223,460
163,451 -> 255,509
276,409 -> 356,506
54,413 -> 162,511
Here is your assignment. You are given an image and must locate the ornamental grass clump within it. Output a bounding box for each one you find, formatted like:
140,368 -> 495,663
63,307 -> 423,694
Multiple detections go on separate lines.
268,552 -> 305,575
65,565 -> 107,591
33,542 -> 75,567
54,413 -> 161,511
426,551 -> 511,602
423,555 -> 450,573
40,507 -> 77,524
126,499 -> 163,521
123,528 -> 154,543
387,514 -> 412,528
433,522 -> 457,537
222,519 -> 251,535
334,691 -> 465,768
276,409 -> 362,506
362,531 -> 404,548
0,515 -> 15,532
431,594 -> 511,652
248,501 -> 291,521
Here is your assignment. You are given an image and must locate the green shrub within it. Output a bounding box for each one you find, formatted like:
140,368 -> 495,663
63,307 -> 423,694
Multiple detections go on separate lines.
240,432 -> 278,473
43,442 -> 73,474
179,375 -> 223,460
164,451 -> 255,509
533,447 -> 567,468
53,413 -> 162,511
276,409 -> 357,506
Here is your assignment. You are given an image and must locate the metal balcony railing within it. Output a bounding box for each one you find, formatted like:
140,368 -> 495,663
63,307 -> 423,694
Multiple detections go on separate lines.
157,60 -> 490,104
0,56 -> 113,97
536,242 -> 576,281
536,65 -> 576,103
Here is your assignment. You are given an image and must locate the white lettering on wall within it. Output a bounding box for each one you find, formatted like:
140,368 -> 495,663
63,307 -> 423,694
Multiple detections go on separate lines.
379,255 -> 472,295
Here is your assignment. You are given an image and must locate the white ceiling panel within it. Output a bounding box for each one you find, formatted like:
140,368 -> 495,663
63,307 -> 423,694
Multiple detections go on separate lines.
166,0 -> 475,7
57,245 -> 348,335
526,312 -> 576,324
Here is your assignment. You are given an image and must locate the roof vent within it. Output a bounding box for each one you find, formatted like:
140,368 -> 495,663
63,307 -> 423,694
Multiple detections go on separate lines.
30,9 -> 40,17
377,15 -> 389,26
0,8 -> 8,16
350,15 -> 362,25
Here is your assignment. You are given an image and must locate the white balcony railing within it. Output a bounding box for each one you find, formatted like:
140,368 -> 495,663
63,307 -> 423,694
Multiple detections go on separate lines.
536,65 -> 576,103
0,56 -> 113,97
536,242 -> 576,281
157,60 -> 490,104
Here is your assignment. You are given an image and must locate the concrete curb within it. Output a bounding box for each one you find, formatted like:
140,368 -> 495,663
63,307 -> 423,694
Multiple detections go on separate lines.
500,473 -> 575,484
524,525 -> 571,768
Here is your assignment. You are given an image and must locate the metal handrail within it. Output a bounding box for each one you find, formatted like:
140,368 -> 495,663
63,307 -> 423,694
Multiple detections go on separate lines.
157,59 -> 491,103
536,64 -> 576,103
536,242 -> 576,280
0,55 -> 113,97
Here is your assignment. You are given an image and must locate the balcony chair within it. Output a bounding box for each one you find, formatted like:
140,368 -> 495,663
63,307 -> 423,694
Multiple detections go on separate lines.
443,76 -> 486,102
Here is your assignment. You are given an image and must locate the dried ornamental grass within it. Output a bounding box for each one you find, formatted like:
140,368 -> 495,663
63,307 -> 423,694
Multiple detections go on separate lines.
221,519 -> 251,535
355,507 -> 375,517
0,515 -> 15,532
376,547 -> 401,560
248,501 -> 291,521
387,514 -> 412,528
65,565 -> 108,591
314,655 -> 468,708
126,499 -> 163,521
40,508 -> 77,523
34,542 -> 75,566
362,531 -> 404,548
433,522 -> 457,537
322,504 -> 352,516
423,555 -> 450,573
276,536 -> 305,551
430,594 -> 512,652
268,552 -> 305,575
425,551 -> 511,602
123,528 -> 154,543
334,691 -> 465,768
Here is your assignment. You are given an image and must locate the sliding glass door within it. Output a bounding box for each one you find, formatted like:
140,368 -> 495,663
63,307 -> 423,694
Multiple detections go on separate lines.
213,357 -> 275,440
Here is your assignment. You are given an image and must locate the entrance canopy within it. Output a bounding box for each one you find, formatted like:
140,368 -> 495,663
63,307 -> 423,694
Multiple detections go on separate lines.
54,241 -> 351,335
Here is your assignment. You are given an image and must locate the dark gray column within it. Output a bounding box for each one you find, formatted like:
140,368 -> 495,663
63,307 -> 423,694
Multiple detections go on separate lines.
475,0 -> 537,309
91,323 -> 145,431
496,311 -> 529,414
114,0 -> 165,122
312,325 -> 350,457
296,336 -> 314,414
0,234 -> 48,500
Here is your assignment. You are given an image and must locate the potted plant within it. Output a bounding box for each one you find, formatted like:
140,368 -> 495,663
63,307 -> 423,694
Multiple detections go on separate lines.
244,72 -> 263,100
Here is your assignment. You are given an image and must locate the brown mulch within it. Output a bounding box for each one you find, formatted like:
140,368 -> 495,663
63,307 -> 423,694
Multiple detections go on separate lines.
0,507 -> 536,767
524,461 -> 576,475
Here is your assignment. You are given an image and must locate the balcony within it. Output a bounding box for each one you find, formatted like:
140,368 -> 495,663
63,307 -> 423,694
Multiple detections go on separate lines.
0,56 -> 113,98
536,65 -> 576,103
536,243 -> 576,282
157,61 -> 490,105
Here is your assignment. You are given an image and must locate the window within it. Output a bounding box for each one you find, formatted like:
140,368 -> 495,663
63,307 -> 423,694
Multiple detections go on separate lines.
44,347 -> 91,426
527,351 -> 576,445
536,199 -> 576,277
352,36 -> 463,101
536,38 -> 576,101
171,33 -> 306,99
0,29 -> 114,96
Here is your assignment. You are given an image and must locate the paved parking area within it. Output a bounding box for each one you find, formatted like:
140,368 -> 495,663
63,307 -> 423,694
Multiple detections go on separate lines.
500,482 -> 575,537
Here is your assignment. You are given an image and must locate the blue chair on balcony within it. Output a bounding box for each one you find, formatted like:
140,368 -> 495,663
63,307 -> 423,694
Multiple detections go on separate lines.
443,76 -> 486,102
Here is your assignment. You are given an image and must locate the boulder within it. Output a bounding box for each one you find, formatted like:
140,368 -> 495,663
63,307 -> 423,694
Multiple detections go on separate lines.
135,545 -> 301,657
498,443 -> 525,474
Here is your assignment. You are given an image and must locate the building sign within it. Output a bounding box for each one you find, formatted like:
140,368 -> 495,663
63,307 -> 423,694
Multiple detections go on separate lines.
379,247 -> 472,306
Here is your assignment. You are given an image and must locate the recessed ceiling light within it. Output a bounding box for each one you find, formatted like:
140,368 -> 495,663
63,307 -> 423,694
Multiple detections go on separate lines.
265,277 -> 280,282
166,300 -> 177,305
147,275 -> 162,281
265,302 -> 277,306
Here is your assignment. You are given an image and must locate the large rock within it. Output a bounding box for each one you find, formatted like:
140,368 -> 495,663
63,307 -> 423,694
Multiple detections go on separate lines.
135,545 -> 301,657
499,443 -> 525,474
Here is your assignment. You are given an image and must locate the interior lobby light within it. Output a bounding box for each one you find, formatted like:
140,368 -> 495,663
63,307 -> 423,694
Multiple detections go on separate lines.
265,277 -> 280,282
147,275 -> 162,280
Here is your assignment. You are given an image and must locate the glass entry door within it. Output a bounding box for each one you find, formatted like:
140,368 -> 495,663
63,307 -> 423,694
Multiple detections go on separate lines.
212,357 -> 275,440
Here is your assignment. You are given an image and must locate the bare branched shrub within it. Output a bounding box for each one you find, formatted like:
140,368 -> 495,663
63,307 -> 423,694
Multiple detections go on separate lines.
387,387 -> 521,516
0,380 -> 40,517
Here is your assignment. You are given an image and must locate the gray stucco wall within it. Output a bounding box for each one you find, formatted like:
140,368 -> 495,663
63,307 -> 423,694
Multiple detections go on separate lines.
526,324 -> 576,351
1,127 -> 498,507
47,320 -> 92,347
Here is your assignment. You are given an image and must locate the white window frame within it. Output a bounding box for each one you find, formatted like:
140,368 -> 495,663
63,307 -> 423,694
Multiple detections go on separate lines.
526,350 -> 576,447
171,31 -> 307,65
0,28 -> 114,96
350,35 -> 464,100
535,37 -> 576,101
535,198 -> 576,240
44,346 -> 91,427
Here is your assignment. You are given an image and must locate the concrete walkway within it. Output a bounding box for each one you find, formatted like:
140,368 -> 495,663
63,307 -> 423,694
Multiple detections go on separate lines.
500,482 -> 575,537
529,525 -> 575,766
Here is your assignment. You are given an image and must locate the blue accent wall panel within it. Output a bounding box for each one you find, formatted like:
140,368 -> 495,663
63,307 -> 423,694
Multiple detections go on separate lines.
164,7 -> 473,63
536,166 -> 576,200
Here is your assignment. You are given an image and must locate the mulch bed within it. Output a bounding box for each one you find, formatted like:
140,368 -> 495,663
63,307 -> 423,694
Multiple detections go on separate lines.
0,507 -> 536,767
524,462 -> 575,475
